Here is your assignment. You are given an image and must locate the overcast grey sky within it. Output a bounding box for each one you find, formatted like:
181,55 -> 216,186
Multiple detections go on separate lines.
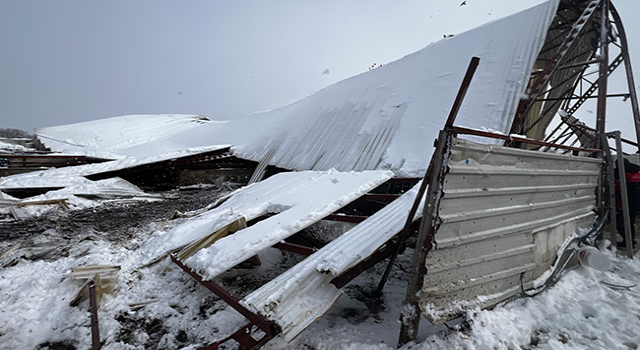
1,0 -> 638,140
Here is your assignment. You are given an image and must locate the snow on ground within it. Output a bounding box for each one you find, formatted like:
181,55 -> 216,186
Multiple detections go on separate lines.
1,183 -> 640,350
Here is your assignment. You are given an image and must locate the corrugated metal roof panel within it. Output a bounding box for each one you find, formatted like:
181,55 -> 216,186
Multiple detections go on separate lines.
243,183 -> 424,341
208,0 -> 561,177
140,169 -> 393,268
179,170 -> 394,281
420,138 -> 599,324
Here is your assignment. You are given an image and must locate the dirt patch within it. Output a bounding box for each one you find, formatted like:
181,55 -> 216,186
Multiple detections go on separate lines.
0,186 -> 235,261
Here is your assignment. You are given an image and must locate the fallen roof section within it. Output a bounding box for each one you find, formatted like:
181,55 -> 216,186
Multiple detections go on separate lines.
140,169 -> 394,272
121,0 -> 558,178
30,1 -> 559,179
242,182 -> 424,341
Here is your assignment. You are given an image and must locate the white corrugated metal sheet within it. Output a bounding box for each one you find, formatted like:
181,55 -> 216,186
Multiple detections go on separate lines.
163,170 -> 394,280
242,183 -> 424,341
419,138 -> 600,324
39,0 -> 559,178
226,1 -> 559,177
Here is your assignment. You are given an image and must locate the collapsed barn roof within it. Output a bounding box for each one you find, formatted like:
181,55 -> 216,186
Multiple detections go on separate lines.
31,0 -> 558,179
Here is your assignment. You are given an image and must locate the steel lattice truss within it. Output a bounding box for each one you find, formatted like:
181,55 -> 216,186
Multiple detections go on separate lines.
509,0 -> 640,154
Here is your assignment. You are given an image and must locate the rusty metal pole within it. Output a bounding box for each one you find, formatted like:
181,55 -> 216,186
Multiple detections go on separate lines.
613,131 -> 634,258
397,129 -> 452,347
595,0 -> 609,217
601,134 -> 618,243
397,57 -> 480,348
88,281 -> 101,350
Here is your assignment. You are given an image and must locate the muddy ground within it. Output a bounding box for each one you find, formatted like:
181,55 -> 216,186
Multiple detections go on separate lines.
0,186 -> 233,264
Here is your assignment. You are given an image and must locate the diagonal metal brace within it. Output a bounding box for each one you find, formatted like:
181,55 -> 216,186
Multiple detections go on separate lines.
170,255 -> 281,350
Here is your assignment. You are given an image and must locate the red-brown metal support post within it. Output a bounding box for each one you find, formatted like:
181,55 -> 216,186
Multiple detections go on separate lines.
601,134 -> 618,243
377,57 -> 480,294
397,129 -> 452,347
88,281 -> 101,350
396,57 -> 479,347
596,0 -> 609,216
612,131 -> 635,258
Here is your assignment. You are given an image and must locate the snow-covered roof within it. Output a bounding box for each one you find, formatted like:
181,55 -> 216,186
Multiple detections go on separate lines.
30,1 -> 558,178
225,0 -> 558,177
36,114 -> 227,159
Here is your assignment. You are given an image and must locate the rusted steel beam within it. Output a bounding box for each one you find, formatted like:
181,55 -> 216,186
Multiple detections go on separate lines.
200,323 -> 274,350
330,220 -> 420,289
398,129 -> 453,347
388,177 -> 421,184
88,281 -> 101,350
536,93 -> 629,102
170,255 -> 279,336
453,126 -> 601,154
595,0 -> 609,151
567,53 -> 624,114
323,214 -> 369,223
272,242 -> 316,256
445,57 -> 480,127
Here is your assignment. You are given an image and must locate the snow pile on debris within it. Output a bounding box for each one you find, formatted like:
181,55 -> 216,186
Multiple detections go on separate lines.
0,144 -> 228,191
0,140 -> 32,153
0,177 -> 165,220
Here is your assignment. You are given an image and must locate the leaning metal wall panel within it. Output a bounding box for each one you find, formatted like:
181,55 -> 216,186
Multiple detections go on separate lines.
419,138 -> 600,324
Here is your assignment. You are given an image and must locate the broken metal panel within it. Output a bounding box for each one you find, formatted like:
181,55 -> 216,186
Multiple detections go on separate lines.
242,183 -> 423,341
420,138 -> 600,324
168,170 -> 393,280
176,217 -> 248,261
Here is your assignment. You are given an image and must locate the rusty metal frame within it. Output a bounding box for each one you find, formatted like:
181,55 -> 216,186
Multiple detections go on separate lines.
510,0 -> 640,159
397,56 -> 480,347
453,126 -> 601,155
170,255 -> 281,350
510,0 -> 602,136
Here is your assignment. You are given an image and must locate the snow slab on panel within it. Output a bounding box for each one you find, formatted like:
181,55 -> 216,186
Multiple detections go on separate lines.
36,114 -> 226,159
139,169 -> 394,274
243,182 -> 425,341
